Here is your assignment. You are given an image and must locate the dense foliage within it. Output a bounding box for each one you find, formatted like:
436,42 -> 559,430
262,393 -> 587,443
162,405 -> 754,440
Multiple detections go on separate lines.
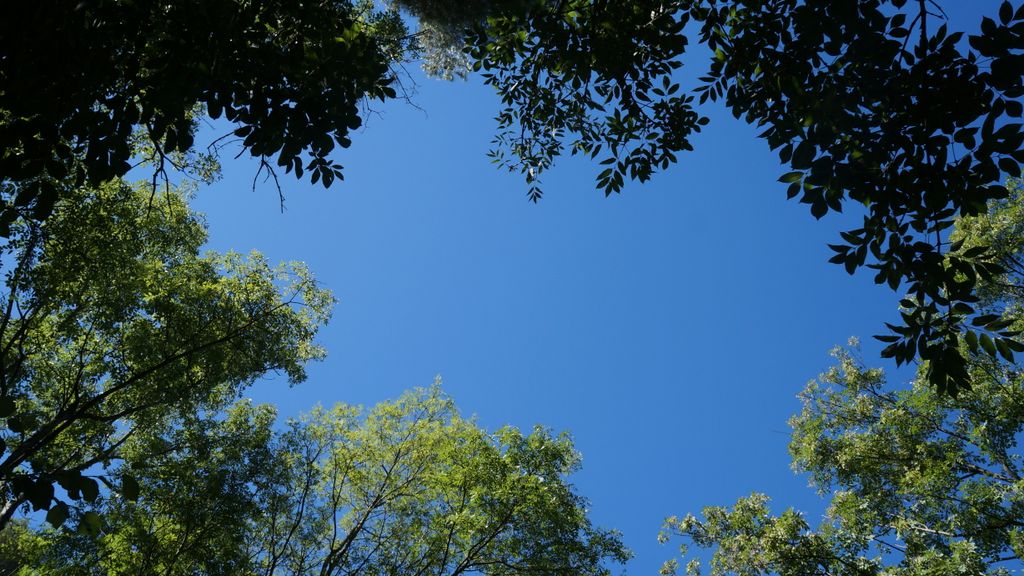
467,0 -> 1024,395
4,2 -> 1024,572
0,0 -> 408,227
467,1 -> 701,201
657,185 -> 1024,575
660,345 -> 1024,575
4,387 -> 630,576
0,179 -> 332,530
3,0 -> 1022,393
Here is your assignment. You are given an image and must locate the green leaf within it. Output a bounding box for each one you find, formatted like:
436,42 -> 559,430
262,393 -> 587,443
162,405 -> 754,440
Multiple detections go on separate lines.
965,330 -> 979,353
996,337 -> 1014,362
121,475 -> 141,501
1000,0 -> 1013,24
952,302 -> 974,315
980,333 -> 997,357
25,479 -> 54,511
78,511 -> 103,537
46,502 -> 69,528
1005,338 -> 1024,352
973,314 -> 1001,327
792,141 -> 815,169
999,157 -> 1021,176
80,477 -> 100,502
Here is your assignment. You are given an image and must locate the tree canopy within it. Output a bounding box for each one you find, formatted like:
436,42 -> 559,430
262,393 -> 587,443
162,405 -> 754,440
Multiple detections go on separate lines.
0,0 -> 409,226
466,0 -> 1024,395
656,183 -> 1024,575
4,386 -> 630,576
660,344 -> 1024,575
5,2 -> 1024,571
0,177 -> 333,530
3,0 -> 1022,396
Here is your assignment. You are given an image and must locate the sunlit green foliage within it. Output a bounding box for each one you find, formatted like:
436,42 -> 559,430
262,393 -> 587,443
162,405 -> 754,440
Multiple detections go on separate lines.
10,386 -> 630,576
660,344 -> 1024,576
656,187 -> 1024,575
4,0 -> 1020,394
0,180 -> 332,530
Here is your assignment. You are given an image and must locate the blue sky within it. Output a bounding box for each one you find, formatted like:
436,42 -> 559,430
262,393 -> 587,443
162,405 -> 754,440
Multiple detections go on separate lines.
191,3 -> 1002,572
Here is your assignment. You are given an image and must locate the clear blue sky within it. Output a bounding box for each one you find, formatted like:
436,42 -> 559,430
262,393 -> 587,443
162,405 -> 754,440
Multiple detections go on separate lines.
191,3 -> 1001,572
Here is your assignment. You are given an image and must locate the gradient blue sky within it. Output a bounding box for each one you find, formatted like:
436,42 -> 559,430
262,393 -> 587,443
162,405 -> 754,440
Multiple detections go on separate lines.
191,3 -> 1001,572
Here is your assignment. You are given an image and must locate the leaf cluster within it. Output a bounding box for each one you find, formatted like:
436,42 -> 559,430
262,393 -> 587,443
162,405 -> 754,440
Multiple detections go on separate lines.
10,386 -> 631,576
658,191 -> 1024,571
466,1 -> 1024,395
693,0 -> 1024,396
0,0 -> 402,228
0,180 -> 333,532
467,0 -> 703,201
660,342 -> 1024,575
